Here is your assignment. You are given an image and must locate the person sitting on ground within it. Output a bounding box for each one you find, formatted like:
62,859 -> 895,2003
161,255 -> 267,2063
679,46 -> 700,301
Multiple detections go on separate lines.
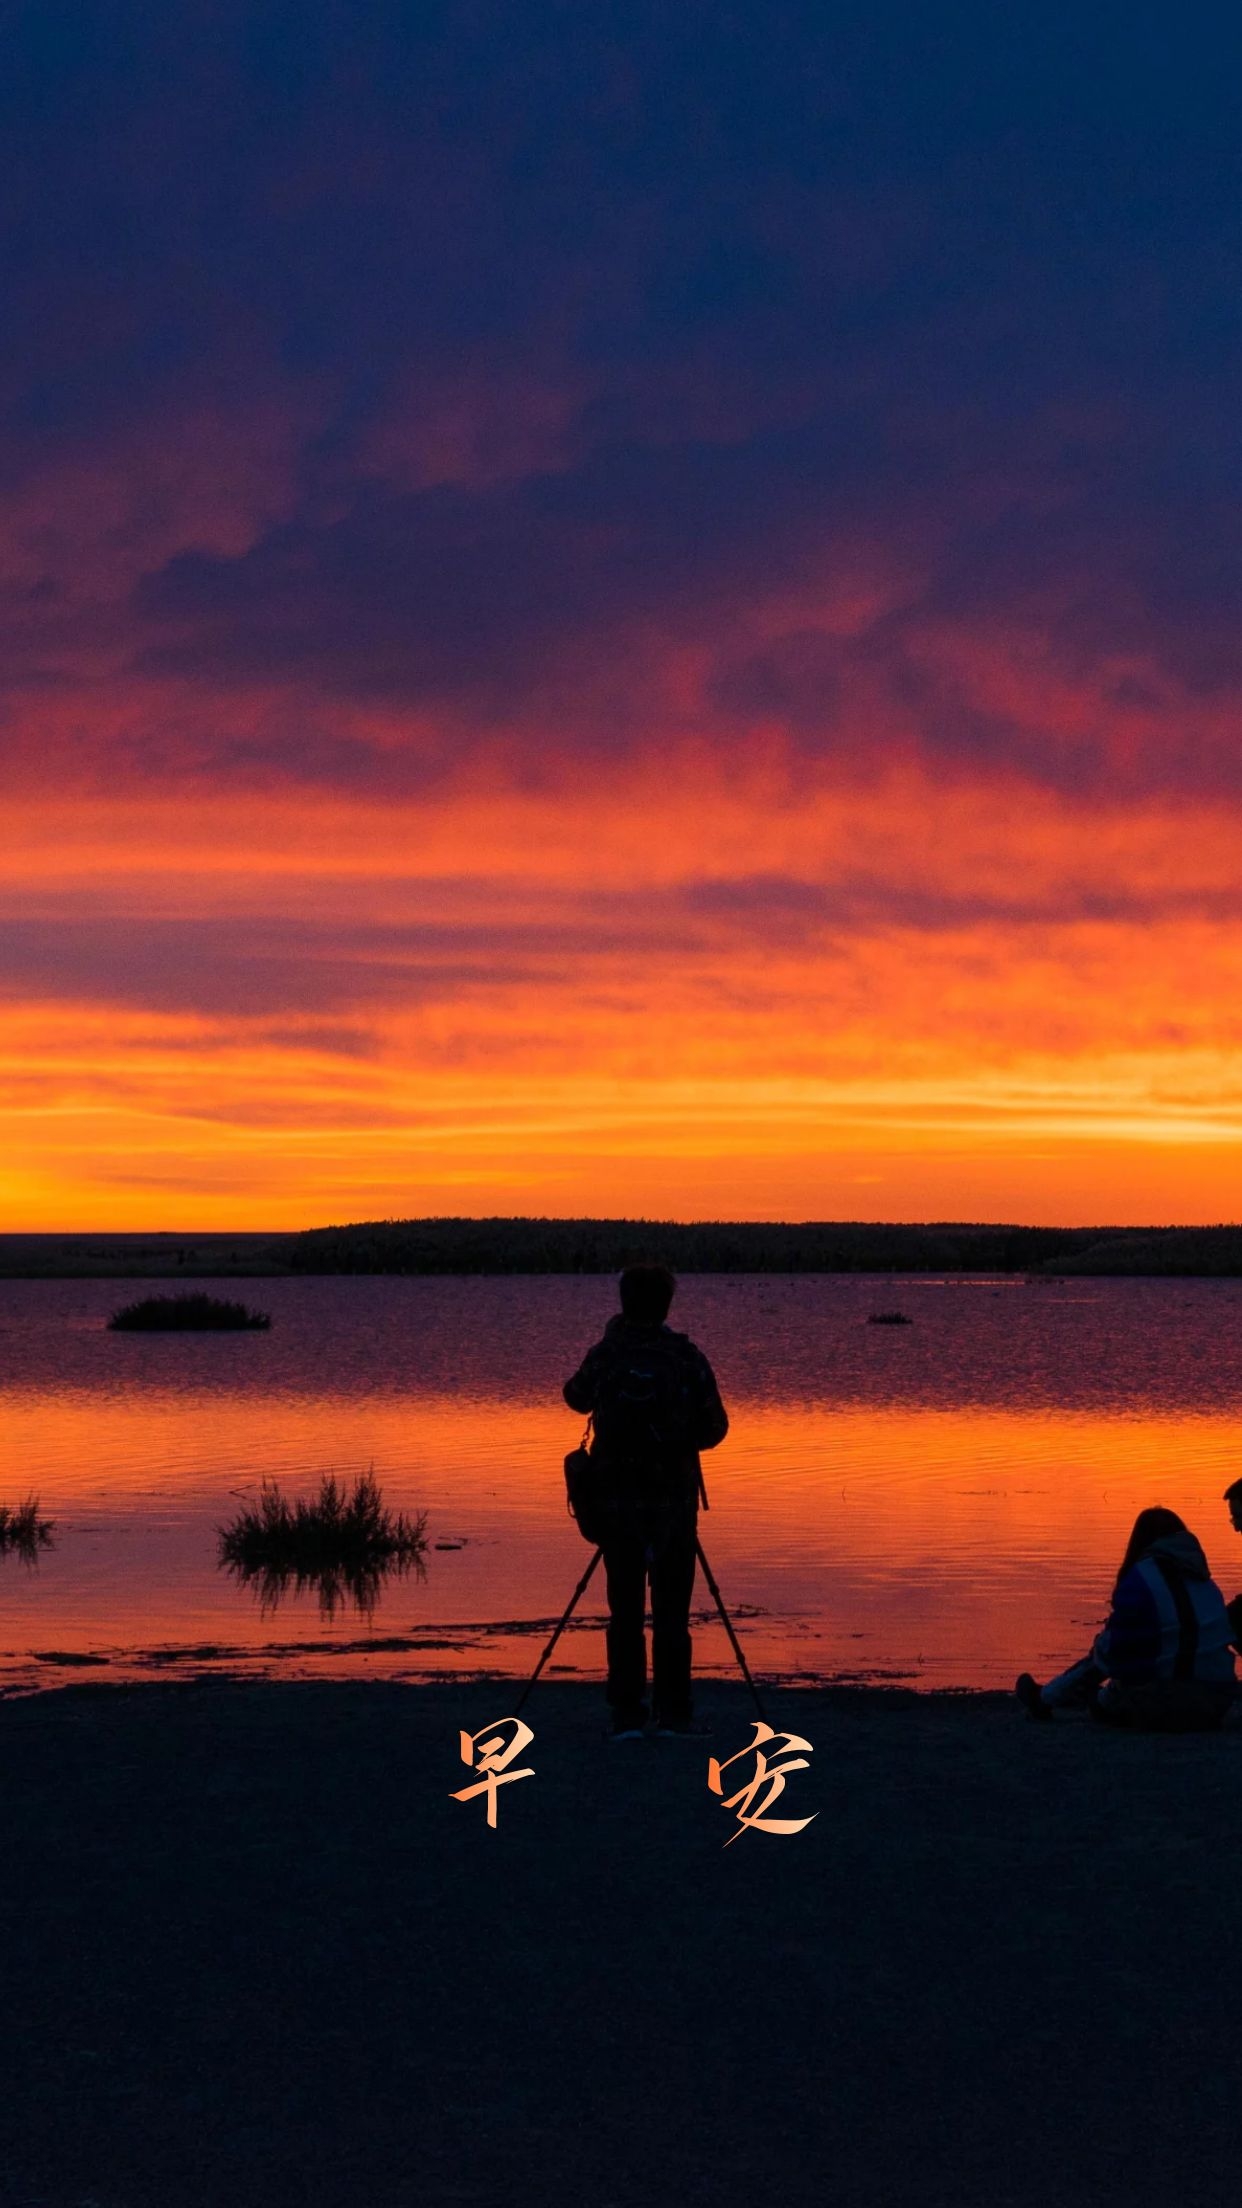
1224,1479 -> 1242,1651
1015,1506 -> 1237,1731
563,1263 -> 728,1741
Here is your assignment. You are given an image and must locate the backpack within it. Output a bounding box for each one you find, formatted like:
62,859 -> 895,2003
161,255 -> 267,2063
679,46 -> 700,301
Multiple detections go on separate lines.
564,1420 -> 607,1545
589,1330 -> 697,1468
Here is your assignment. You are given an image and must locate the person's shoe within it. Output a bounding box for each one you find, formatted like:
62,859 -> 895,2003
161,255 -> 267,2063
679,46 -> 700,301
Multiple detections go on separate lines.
607,1714 -> 648,1741
1014,1672 -> 1052,1721
653,1717 -> 713,1738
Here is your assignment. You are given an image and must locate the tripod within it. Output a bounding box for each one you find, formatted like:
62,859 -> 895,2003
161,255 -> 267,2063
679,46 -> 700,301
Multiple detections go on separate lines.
513,1534 -> 766,1722
693,1536 -> 767,1721
513,1545 -> 603,1719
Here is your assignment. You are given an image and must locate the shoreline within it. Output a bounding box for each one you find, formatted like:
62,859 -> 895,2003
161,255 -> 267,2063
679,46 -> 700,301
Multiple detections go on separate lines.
0,1647 -> 962,1699
2,1668 -> 1001,1706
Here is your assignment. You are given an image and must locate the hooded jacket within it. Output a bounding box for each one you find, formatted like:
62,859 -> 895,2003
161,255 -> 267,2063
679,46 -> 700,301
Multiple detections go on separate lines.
563,1315 -> 728,1495
1093,1529 -> 1237,1688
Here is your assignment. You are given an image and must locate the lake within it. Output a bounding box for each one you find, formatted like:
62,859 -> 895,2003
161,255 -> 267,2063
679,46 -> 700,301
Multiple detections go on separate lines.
2,1272 -> 1241,1695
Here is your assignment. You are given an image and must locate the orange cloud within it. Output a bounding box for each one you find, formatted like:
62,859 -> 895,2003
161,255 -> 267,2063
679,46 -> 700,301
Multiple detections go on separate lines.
4,758 -> 1242,1227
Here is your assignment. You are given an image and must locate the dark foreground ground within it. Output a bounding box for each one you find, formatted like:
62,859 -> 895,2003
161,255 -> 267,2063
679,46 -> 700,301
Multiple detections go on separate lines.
1,1679 -> 1240,2208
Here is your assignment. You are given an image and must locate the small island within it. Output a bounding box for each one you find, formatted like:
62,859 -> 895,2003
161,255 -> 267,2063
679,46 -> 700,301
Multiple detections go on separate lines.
107,1292 -> 273,1332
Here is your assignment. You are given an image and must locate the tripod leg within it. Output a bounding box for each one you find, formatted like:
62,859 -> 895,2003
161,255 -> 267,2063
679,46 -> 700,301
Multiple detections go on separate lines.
513,1546 -> 604,1718
695,1537 -> 766,1722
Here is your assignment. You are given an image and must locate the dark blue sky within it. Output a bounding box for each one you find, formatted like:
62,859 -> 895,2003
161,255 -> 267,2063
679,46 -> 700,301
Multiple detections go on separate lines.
0,1 -> 1239,798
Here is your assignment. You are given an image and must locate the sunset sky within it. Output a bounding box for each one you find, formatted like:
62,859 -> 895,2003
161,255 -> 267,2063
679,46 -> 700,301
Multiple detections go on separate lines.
4,3 -> 1242,1228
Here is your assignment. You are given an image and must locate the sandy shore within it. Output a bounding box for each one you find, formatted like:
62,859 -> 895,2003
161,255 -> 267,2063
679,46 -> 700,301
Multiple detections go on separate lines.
1,1678 -> 1239,2207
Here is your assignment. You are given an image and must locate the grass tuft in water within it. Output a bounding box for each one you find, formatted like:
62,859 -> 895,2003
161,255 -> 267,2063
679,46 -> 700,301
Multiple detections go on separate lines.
109,1292 -> 272,1332
0,1496 -> 55,1560
217,1471 -> 428,1619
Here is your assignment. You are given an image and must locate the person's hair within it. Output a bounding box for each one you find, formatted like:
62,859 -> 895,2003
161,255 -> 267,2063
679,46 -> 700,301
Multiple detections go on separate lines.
618,1263 -> 676,1324
1224,1478 -> 1242,1510
1113,1506 -> 1187,1596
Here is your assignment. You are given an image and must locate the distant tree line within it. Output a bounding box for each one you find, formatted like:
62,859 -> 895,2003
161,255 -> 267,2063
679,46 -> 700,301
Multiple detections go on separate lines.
282,1217 -> 1242,1276
8,1219 -> 1242,1279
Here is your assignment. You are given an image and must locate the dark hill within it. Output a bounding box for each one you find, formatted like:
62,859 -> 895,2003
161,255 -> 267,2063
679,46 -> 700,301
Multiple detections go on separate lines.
282,1216 -> 1242,1276
6,1220 -> 1242,1277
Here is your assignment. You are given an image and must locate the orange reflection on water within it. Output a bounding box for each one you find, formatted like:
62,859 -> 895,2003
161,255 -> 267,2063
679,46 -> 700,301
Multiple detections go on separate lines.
2,1389 -> 1241,1691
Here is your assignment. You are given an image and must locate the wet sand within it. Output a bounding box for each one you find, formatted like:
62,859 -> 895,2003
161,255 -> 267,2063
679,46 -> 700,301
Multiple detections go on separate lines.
1,1678 -> 1239,2207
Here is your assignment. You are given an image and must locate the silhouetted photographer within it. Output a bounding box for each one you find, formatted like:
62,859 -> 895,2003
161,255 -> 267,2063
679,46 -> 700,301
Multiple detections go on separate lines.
563,1264 -> 728,1739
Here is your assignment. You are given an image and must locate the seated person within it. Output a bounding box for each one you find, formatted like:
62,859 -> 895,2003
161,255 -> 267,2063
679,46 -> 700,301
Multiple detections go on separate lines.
1016,1506 -> 1237,1731
1225,1478 -> 1242,1649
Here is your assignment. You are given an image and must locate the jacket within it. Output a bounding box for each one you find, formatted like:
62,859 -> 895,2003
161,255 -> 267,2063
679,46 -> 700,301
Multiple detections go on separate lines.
563,1316 -> 729,1498
1093,1530 -> 1237,1689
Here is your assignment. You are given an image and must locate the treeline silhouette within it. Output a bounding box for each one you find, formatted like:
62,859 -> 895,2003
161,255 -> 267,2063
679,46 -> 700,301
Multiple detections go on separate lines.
283,1217 -> 1242,1276
8,1220 -> 1242,1278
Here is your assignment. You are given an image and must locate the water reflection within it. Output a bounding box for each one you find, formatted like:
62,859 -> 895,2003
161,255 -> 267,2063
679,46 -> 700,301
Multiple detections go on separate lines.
216,1470 -> 428,1620
0,1497 -> 55,1565
5,1274 -> 1242,1687
220,1544 -> 427,1621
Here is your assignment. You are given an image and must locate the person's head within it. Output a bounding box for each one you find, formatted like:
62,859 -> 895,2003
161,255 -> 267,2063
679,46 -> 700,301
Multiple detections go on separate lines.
1114,1506 -> 1188,1594
1225,1479 -> 1242,1534
618,1263 -> 676,1326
